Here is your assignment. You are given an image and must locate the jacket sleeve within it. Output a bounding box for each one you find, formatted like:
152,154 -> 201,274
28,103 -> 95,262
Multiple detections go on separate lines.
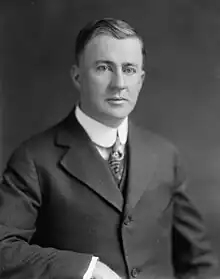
0,144 -> 93,279
172,150 -> 218,279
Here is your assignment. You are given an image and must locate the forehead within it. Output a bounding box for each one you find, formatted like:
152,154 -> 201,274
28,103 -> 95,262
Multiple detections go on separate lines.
81,35 -> 143,67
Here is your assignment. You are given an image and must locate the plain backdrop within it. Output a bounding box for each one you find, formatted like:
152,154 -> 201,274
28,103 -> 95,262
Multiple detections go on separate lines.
1,0 -> 220,274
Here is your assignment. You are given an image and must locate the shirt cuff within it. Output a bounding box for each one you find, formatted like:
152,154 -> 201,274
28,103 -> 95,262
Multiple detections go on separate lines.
83,256 -> 99,279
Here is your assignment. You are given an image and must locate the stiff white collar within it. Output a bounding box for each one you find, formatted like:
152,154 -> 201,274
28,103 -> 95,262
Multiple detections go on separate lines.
75,105 -> 128,148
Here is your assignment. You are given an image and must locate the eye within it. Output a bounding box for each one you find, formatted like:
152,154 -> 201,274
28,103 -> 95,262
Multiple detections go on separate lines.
123,66 -> 137,75
96,64 -> 112,72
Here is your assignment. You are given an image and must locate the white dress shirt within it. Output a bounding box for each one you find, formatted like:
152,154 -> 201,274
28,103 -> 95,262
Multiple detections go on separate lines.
75,105 -> 128,279
75,105 -> 128,160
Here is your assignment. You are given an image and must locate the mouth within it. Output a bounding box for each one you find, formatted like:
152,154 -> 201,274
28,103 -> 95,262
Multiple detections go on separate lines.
107,96 -> 127,101
107,97 -> 128,105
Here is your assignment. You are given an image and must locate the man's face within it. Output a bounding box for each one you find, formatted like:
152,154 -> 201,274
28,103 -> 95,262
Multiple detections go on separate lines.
72,35 -> 145,126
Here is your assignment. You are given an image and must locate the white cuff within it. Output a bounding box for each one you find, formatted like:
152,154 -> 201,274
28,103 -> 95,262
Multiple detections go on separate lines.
83,256 -> 99,279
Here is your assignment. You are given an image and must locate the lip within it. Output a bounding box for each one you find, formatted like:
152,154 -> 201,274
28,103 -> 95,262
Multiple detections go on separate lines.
107,97 -> 127,101
107,98 -> 127,104
107,99 -> 128,106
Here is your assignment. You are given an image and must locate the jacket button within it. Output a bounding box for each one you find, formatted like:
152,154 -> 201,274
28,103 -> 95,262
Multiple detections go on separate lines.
123,215 -> 132,226
131,268 -> 139,278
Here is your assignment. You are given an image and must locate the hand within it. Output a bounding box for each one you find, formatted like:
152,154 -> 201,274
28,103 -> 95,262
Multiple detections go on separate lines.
91,260 -> 121,279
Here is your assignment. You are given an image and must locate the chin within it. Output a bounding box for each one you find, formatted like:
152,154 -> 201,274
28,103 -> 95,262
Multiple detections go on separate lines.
99,104 -> 134,121
107,110 -> 131,120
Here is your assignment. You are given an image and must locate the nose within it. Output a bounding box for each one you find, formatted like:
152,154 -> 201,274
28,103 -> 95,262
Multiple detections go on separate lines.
111,69 -> 126,89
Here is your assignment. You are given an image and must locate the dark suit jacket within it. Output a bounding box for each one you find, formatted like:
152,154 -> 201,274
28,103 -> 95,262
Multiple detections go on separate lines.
0,109 -> 217,279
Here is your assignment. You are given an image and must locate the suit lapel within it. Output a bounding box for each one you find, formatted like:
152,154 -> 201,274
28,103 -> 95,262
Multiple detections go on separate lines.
56,110 -> 123,212
125,121 -> 157,213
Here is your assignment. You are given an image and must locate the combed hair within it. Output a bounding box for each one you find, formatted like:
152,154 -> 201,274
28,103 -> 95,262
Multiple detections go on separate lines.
75,18 -> 146,67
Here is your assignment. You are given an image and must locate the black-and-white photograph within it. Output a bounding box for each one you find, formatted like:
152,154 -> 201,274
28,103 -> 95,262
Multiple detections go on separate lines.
0,1 -> 220,278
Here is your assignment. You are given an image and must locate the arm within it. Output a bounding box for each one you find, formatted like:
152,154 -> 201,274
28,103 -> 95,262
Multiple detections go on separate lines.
172,152 -> 218,279
0,145 -> 92,279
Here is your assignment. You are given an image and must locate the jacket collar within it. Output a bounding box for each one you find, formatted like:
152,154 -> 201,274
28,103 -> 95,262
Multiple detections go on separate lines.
56,108 -> 157,213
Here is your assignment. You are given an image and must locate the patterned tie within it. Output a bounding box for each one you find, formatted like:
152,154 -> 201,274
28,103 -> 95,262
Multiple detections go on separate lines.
108,132 -> 125,184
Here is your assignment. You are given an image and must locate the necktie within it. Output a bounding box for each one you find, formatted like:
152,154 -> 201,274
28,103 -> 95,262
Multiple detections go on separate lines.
108,133 -> 125,184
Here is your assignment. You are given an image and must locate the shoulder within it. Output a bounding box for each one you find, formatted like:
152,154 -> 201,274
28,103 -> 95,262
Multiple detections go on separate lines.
129,120 -> 178,156
129,120 -> 185,173
8,115 -> 69,166
129,121 -> 186,184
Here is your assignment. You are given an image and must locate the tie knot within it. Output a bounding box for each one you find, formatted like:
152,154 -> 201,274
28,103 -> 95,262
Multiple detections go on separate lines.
108,132 -> 126,185
112,132 -> 124,159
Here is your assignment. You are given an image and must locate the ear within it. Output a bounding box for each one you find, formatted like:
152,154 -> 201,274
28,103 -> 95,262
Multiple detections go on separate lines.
139,69 -> 146,88
70,64 -> 81,90
141,69 -> 146,83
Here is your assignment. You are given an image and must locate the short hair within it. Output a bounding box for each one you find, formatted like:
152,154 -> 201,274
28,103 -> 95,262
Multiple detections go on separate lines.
74,18 -> 147,68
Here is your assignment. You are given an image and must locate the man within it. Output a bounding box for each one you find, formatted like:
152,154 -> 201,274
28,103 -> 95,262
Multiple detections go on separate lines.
0,18 -> 218,279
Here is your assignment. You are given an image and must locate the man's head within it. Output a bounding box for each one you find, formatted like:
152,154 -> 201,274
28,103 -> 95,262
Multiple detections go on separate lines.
71,18 -> 146,127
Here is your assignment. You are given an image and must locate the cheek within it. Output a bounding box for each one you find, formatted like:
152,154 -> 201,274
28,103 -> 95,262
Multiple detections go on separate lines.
86,75 -> 109,93
81,79 -> 108,106
127,80 -> 143,96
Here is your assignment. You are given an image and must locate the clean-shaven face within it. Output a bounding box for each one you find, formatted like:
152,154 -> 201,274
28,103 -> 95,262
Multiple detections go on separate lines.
73,35 -> 145,127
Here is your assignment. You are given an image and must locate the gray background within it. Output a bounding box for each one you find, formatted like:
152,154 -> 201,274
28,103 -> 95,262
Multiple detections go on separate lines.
1,0 -> 220,273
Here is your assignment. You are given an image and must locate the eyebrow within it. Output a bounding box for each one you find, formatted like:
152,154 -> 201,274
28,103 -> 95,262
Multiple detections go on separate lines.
123,62 -> 138,68
95,60 -> 114,66
95,60 -> 138,67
